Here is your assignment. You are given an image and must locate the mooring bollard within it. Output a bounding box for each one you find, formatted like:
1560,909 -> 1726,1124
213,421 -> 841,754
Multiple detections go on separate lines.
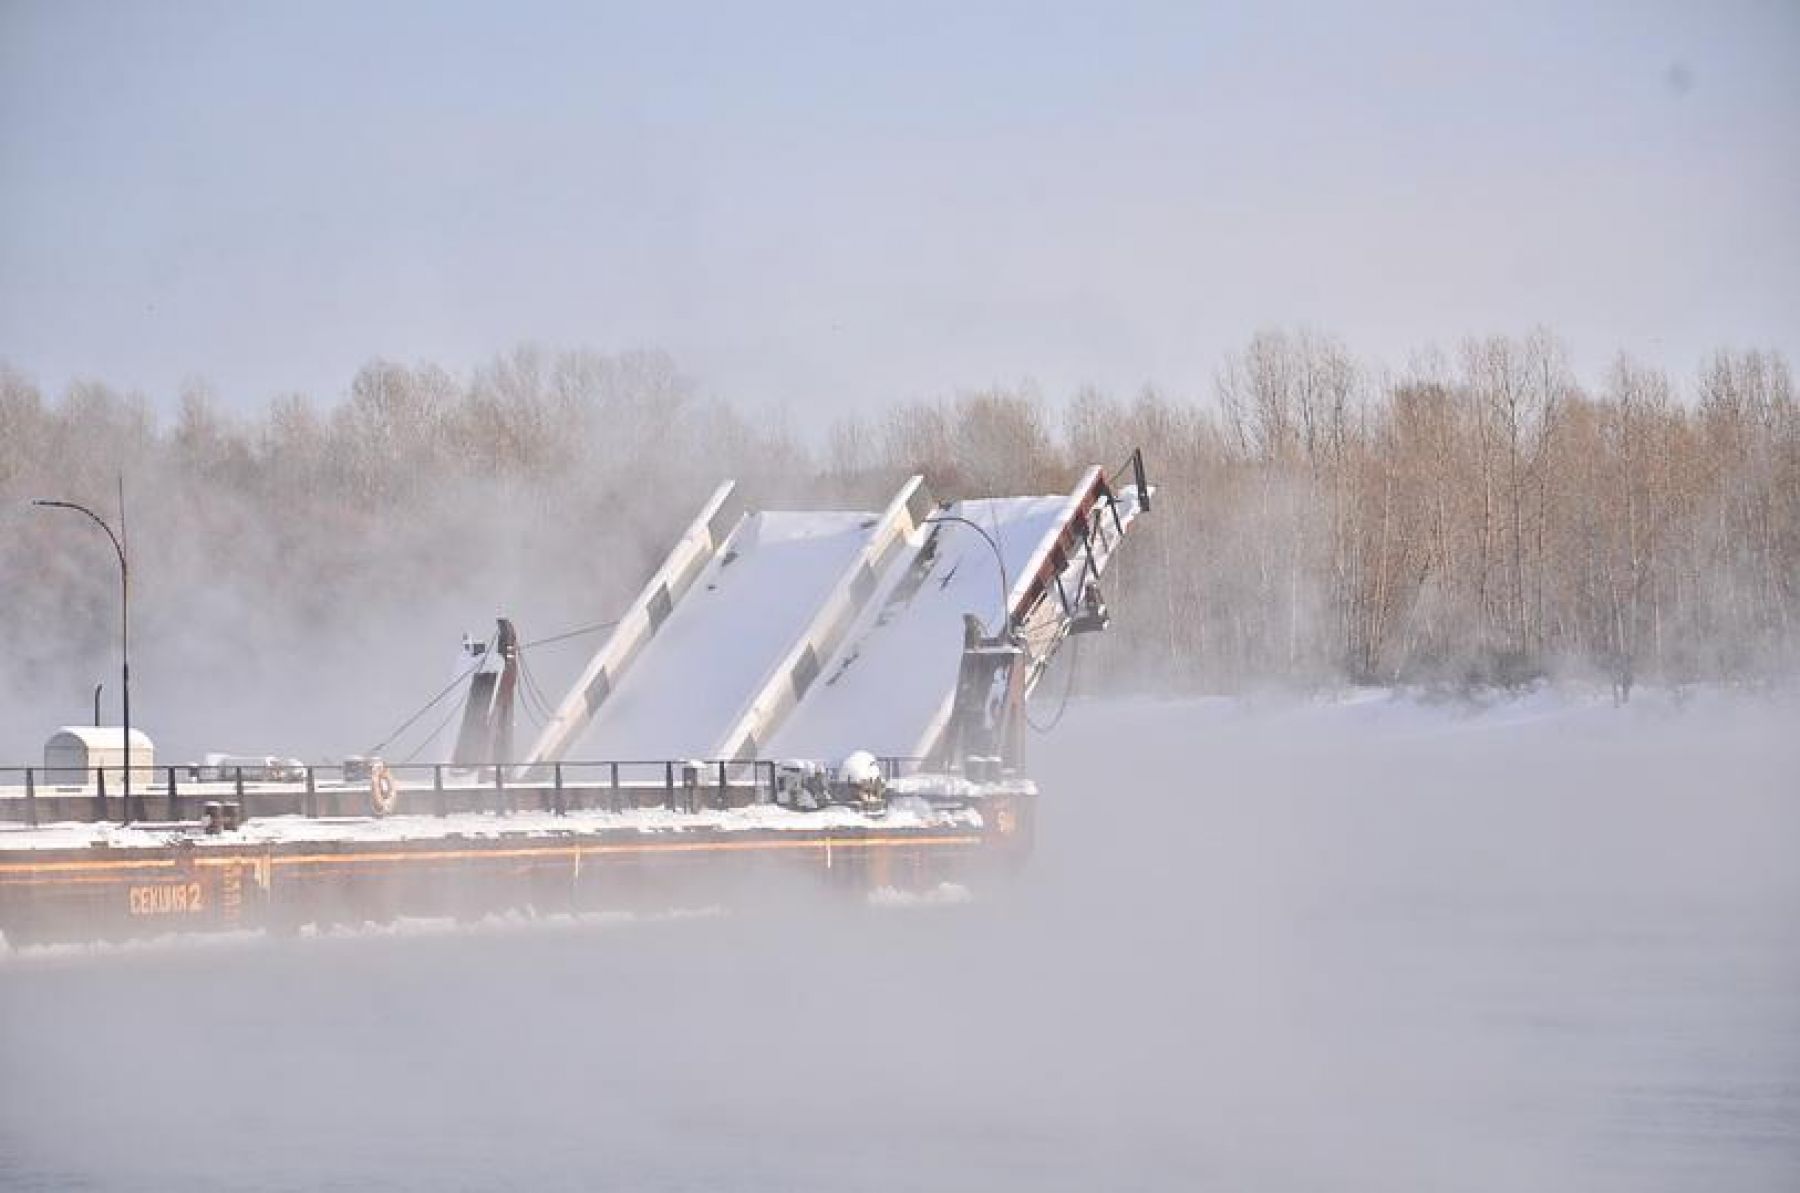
682,762 -> 701,814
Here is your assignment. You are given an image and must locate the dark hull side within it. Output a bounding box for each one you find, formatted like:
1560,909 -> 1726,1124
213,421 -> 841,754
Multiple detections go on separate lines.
0,804 -> 1033,948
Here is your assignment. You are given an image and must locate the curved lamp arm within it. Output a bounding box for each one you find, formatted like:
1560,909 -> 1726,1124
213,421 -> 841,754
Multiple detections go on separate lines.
33,499 -> 126,573
922,513 -> 1012,638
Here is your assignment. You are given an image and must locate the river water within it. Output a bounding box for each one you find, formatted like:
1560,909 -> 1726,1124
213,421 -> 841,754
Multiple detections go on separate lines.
2,690 -> 1796,1191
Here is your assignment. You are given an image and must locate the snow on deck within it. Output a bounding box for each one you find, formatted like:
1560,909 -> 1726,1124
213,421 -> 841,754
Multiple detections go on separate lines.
567,509 -> 879,760
766,495 -> 1069,761
0,796 -> 983,853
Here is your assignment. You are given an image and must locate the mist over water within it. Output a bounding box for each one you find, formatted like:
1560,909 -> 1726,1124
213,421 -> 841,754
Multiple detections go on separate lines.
2,690 -> 1796,1192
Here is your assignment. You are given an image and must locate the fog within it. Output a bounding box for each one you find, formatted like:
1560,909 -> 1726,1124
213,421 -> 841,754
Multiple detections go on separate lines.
5,335 -> 1795,767
5,2 -> 1796,1182
3,690 -> 1795,1191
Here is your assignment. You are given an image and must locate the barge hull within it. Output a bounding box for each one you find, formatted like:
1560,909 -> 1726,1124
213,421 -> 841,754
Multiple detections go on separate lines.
0,806 -> 1032,948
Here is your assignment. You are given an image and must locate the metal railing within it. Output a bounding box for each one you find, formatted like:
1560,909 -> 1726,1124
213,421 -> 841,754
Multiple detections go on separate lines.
0,756 -> 929,828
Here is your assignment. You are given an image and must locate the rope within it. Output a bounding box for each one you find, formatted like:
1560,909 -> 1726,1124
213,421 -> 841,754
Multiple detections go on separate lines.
366,632 -> 495,756
1025,631 -> 1080,734
1112,447 -> 1136,488
511,661 -> 545,728
986,501 -> 1017,625
515,653 -> 560,725
525,658 -> 556,714
365,611 -> 616,759
399,698 -> 467,763
520,618 -> 620,651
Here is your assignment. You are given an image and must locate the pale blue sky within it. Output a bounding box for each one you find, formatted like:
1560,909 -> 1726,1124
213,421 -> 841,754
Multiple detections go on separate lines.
2,0 -> 1796,416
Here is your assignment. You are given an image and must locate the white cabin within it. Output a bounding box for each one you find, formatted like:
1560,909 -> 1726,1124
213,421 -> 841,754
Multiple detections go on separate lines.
43,726 -> 155,787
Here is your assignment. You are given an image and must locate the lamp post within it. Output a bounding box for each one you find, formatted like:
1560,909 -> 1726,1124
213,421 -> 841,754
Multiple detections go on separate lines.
34,486 -> 131,825
922,514 -> 1014,639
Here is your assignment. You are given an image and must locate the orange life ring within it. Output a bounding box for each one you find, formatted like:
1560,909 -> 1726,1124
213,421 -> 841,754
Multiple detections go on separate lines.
369,761 -> 398,817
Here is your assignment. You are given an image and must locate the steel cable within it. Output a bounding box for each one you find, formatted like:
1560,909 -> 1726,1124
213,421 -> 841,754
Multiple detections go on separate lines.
1024,630 -> 1080,734
366,631 -> 496,756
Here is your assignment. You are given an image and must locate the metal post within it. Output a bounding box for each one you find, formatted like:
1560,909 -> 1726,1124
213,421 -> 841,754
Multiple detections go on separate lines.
664,761 -> 674,811
34,492 -> 132,826
716,760 -> 727,810
24,767 -> 37,828
94,766 -> 107,821
923,514 -> 1015,639
494,763 -> 508,816
121,479 -> 131,827
610,762 -> 621,813
434,764 -> 446,817
304,766 -> 317,818
553,763 -> 566,817
165,765 -> 177,821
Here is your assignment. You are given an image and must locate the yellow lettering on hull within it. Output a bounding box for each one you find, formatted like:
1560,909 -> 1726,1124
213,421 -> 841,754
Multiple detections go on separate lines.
126,881 -> 204,917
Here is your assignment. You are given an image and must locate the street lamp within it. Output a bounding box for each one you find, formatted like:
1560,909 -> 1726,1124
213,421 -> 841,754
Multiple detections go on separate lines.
34,485 -> 132,825
922,514 -> 1013,639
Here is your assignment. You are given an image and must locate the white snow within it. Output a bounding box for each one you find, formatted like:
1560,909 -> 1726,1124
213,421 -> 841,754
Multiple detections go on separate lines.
530,475 -> 1147,770
568,509 -> 878,759
767,495 -> 1069,760
0,795 -> 984,853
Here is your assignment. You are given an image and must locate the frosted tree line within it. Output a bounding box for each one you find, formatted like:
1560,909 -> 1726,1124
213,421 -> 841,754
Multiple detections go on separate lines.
1,330 -> 1794,740
833,332 -> 1796,696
